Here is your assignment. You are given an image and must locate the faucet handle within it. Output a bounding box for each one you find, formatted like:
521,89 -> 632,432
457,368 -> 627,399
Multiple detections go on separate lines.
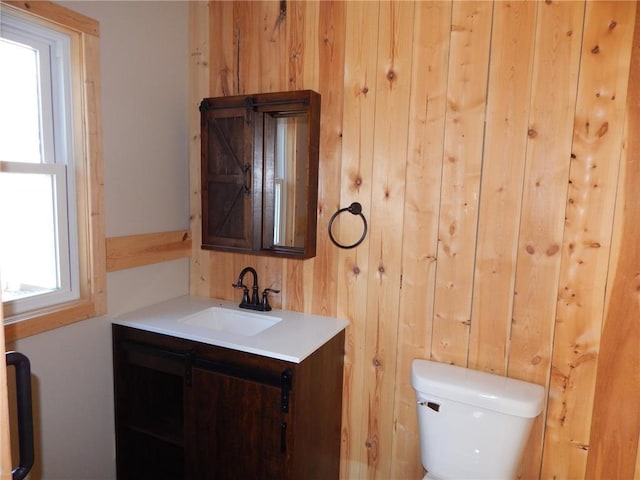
261,288 -> 280,311
232,283 -> 250,306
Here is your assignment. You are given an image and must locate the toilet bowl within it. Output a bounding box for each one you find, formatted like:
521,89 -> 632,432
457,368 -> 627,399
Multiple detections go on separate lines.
411,359 -> 545,480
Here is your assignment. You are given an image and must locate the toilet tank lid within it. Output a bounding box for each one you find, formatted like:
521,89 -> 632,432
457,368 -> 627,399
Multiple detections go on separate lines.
411,359 -> 545,418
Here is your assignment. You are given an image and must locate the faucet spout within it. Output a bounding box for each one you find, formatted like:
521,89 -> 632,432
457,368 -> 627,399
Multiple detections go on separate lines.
234,267 -> 259,308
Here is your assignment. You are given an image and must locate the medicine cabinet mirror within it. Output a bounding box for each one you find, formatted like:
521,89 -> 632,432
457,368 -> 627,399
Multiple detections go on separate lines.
200,90 -> 320,259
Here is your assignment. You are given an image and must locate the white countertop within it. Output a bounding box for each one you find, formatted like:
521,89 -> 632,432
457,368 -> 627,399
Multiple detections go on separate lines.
112,295 -> 348,363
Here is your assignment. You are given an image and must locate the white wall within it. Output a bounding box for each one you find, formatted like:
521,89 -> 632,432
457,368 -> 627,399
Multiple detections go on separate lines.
8,3 -> 190,479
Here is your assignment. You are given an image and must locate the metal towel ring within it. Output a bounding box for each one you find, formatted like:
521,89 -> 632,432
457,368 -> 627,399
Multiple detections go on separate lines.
328,202 -> 368,249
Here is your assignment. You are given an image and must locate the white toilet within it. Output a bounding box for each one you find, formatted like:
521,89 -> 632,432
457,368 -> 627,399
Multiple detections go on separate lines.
411,359 -> 545,480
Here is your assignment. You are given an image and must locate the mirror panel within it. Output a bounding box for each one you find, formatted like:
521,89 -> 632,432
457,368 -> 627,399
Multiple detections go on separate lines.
263,113 -> 309,250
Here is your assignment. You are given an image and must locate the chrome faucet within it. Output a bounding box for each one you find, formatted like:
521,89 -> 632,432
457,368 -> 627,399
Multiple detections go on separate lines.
232,267 -> 280,311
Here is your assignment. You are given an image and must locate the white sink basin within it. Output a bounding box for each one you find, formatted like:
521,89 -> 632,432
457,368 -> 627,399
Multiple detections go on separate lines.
177,306 -> 282,336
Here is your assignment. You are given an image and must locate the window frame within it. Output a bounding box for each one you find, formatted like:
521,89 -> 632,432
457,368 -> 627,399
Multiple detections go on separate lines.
0,0 -> 106,341
1,12 -> 81,316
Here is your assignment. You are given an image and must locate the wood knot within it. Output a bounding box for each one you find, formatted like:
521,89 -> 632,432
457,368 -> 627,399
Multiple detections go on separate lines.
527,128 -> 537,138
546,244 -> 559,256
362,86 -> 369,95
372,356 -> 382,367
353,266 -> 360,275
596,122 -> 608,138
591,45 -> 600,54
531,355 -> 542,365
354,176 -> 362,187
378,265 -> 385,274
526,245 -> 535,255
609,20 -> 617,30
387,70 -> 396,82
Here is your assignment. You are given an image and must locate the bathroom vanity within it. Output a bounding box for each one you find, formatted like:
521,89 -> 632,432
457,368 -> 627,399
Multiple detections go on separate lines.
112,296 -> 347,480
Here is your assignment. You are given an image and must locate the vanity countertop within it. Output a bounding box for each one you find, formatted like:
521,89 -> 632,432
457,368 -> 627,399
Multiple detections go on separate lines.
112,295 -> 348,363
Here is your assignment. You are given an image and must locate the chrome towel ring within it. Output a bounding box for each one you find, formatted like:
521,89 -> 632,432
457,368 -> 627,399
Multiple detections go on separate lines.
328,202 -> 368,249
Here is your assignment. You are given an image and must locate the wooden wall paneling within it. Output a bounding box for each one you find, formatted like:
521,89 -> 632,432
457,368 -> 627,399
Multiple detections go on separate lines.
361,2 -> 414,477
467,1 -> 536,376
209,1 -> 233,96
237,2 -> 284,303
192,2 -> 640,478
391,2 -> 452,478
543,3 -> 637,478
337,2 -> 379,478
306,1 -> 345,317
189,1 -> 210,298
208,1 -> 289,304
585,4 -> 640,478
282,0 -> 318,313
248,2 -> 288,307
206,2 -> 239,301
508,2 -> 585,478
431,1 -> 494,367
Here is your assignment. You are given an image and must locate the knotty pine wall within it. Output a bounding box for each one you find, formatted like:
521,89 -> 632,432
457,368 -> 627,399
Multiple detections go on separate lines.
188,2 -> 640,479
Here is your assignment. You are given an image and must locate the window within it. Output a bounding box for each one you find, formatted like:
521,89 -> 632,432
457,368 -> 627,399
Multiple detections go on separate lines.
0,2 -> 105,339
1,11 -> 79,316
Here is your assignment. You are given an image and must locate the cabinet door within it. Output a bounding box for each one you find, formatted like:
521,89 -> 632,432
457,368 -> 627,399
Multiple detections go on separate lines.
184,367 -> 290,480
201,105 -> 260,250
113,339 -> 188,480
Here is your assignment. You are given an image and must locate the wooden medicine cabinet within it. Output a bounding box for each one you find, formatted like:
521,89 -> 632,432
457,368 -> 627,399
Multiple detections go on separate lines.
200,90 -> 320,259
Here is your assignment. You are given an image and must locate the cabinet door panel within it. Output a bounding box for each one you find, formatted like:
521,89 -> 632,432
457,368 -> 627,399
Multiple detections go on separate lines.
201,107 -> 258,249
185,368 -> 290,480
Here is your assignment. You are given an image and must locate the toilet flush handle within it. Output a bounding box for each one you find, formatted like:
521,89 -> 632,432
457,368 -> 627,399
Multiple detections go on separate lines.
418,400 -> 440,412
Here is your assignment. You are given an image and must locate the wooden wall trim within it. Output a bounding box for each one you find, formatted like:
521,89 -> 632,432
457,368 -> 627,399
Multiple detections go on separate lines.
0,302 -> 12,478
106,231 -> 191,272
1,1 -> 99,36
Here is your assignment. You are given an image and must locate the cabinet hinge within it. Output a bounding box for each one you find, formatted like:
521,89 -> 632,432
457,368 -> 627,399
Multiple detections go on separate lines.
281,369 -> 292,413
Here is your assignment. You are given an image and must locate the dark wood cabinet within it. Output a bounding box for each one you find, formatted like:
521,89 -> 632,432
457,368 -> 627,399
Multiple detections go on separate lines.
200,90 -> 320,258
113,324 -> 344,479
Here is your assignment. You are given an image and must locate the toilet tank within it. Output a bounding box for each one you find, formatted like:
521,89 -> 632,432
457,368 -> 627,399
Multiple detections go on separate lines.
411,359 -> 545,480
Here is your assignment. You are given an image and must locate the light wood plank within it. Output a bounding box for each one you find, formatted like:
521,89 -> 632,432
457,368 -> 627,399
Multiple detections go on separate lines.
188,0 -> 211,298
308,1 -> 344,318
584,4 -> 640,479
467,1 -> 536,376
337,2 -> 379,477
509,2 -> 585,477
431,0 -> 493,367
106,231 -> 191,272
543,3 -> 636,478
361,2 -> 414,477
391,2 -> 452,478
282,1 -> 320,314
